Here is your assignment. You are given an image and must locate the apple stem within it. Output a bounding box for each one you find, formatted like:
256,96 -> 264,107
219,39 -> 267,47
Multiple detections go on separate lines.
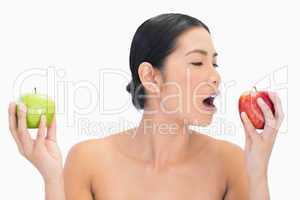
34,87 -> 36,94
253,86 -> 257,92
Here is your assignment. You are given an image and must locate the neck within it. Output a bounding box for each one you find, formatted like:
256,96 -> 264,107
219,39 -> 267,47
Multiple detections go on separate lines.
132,110 -> 191,171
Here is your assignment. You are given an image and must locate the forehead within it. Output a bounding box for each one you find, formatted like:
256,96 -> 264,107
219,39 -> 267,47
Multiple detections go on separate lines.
174,27 -> 216,56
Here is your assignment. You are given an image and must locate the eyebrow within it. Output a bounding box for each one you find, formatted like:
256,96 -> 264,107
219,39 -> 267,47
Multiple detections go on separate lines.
185,49 -> 218,57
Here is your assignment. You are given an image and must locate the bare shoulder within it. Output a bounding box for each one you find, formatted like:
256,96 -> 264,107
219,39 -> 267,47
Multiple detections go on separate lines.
63,131 -> 126,191
64,129 -> 134,166
191,131 -> 243,150
68,136 -> 111,153
190,131 -> 245,165
64,137 -> 109,178
65,133 -> 123,163
215,138 -> 245,159
63,133 -> 127,199
191,132 -> 249,199
216,138 -> 246,171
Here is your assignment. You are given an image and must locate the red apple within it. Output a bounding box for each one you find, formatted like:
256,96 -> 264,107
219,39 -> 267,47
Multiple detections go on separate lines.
239,87 -> 275,129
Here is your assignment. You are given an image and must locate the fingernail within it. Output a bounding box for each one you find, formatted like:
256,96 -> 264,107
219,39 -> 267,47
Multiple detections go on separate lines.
241,112 -> 246,118
257,97 -> 264,104
41,115 -> 46,124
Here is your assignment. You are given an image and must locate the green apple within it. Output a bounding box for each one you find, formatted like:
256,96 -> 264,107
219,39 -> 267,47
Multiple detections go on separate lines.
16,88 -> 55,129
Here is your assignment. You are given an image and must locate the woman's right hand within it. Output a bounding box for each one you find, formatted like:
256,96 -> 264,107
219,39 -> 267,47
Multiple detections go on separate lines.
8,102 -> 63,183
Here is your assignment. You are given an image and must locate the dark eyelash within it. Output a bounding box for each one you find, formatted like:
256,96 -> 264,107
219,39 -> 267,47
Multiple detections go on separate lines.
191,62 -> 219,68
191,62 -> 203,66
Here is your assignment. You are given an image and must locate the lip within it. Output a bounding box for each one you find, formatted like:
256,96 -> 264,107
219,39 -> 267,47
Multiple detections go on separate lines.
201,103 -> 217,113
203,91 -> 219,99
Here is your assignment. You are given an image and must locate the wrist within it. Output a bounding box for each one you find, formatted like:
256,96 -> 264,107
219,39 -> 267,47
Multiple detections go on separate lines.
45,178 -> 64,188
247,165 -> 268,181
248,174 -> 270,200
44,173 -> 64,185
44,175 -> 65,200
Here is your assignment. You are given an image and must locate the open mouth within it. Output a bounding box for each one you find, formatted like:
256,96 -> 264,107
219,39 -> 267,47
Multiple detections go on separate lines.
202,94 -> 216,108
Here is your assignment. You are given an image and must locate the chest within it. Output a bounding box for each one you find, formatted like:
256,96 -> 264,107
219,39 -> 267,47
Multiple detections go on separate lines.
92,161 -> 226,200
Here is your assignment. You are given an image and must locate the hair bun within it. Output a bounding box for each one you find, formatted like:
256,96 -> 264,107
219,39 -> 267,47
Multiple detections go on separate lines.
126,80 -> 133,93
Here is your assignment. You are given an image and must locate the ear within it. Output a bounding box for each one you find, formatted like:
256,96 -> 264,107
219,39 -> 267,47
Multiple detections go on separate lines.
138,62 -> 163,93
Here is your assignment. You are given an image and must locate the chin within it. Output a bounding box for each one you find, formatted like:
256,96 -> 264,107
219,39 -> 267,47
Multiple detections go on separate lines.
198,120 -> 212,127
188,116 -> 213,127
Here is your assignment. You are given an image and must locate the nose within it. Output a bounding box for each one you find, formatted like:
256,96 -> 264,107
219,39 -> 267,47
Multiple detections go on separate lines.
208,68 -> 221,88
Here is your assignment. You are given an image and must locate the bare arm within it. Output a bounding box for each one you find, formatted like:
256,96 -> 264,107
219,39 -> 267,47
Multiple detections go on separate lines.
8,102 -> 65,200
223,143 -> 249,200
45,177 -> 65,200
64,142 -> 95,200
247,175 -> 269,200
240,92 -> 284,200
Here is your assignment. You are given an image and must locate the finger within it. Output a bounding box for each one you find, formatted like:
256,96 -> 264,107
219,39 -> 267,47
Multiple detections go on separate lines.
241,112 -> 260,140
8,102 -> 24,154
243,123 -> 252,152
16,103 -> 34,156
257,97 -> 276,130
47,114 -> 57,142
262,92 -> 284,141
37,115 -> 47,142
17,103 -> 28,134
268,91 -> 284,124
241,113 -> 252,141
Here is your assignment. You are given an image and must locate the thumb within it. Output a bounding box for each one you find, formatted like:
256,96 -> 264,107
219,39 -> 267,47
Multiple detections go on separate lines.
241,112 -> 260,141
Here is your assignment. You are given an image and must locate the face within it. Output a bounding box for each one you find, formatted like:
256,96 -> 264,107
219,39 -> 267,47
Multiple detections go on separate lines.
160,27 -> 221,126
140,27 -> 221,126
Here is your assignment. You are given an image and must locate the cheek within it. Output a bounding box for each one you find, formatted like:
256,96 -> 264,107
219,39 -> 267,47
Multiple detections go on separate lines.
161,65 -> 187,98
186,73 -> 208,103
160,77 -> 185,110
159,62 -> 207,111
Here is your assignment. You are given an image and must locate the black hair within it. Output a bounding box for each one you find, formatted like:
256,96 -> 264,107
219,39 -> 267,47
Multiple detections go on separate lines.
126,13 -> 210,110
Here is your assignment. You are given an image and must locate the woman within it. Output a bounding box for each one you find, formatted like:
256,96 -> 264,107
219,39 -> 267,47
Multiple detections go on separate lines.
8,13 -> 284,200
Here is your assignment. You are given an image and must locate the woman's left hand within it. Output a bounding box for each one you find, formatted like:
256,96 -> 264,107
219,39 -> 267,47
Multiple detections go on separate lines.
240,91 -> 285,181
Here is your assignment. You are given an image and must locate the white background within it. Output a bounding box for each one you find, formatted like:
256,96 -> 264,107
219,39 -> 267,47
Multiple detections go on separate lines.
0,0 -> 298,199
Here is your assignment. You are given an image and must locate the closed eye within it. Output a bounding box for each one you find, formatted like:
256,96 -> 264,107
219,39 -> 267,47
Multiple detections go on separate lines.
191,62 -> 219,68
191,62 -> 203,66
